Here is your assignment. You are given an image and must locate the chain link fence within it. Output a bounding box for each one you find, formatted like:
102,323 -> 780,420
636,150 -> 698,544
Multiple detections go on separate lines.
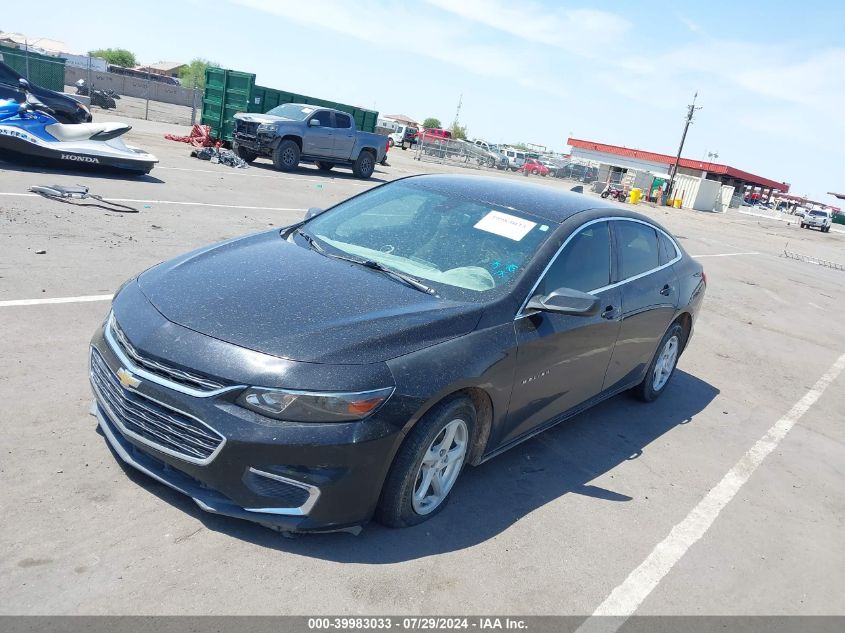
1,46 -> 200,126
413,135 -> 501,170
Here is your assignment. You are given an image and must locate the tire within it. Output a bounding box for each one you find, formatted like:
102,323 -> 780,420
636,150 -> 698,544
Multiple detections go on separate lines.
800,223 -> 805,228
487,157 -> 495,168
272,139 -> 300,172
315,161 -> 334,172
601,191 -> 610,199
630,322 -> 684,402
376,396 -> 476,528
352,150 -> 376,179
232,142 -> 257,164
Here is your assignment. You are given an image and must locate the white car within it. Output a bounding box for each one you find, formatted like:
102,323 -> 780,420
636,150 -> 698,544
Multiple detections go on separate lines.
801,209 -> 832,233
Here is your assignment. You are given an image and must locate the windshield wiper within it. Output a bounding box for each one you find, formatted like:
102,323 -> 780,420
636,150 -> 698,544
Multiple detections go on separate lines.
357,259 -> 437,295
296,228 -> 325,254
295,230 -> 435,295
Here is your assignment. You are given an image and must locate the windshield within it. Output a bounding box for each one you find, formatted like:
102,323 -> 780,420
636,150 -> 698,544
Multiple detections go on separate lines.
301,180 -> 553,302
809,210 -> 827,217
264,103 -> 315,120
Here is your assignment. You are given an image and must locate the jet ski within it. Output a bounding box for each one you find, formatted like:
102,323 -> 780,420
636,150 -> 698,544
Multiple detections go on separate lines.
0,79 -> 157,175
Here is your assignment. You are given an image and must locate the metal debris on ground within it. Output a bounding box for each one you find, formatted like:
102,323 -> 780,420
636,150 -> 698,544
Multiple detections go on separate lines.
190,147 -> 250,169
29,185 -> 139,213
782,245 -> 844,271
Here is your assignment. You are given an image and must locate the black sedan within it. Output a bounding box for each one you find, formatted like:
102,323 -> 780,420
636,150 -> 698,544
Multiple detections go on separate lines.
89,175 -> 706,533
0,62 -> 92,124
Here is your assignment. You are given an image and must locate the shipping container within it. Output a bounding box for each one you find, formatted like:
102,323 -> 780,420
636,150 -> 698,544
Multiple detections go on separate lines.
202,67 -> 379,142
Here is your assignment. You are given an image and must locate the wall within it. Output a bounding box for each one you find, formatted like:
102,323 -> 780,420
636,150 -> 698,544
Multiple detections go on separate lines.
64,65 -> 197,107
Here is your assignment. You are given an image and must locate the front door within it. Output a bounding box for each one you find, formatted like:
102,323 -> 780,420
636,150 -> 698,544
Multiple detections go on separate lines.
501,220 -> 622,446
303,110 -> 335,155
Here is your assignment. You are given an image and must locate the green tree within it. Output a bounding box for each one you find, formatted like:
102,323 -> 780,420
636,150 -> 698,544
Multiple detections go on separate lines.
510,142 -> 529,151
180,58 -> 218,89
88,48 -> 137,68
450,122 -> 468,140
422,117 -> 442,129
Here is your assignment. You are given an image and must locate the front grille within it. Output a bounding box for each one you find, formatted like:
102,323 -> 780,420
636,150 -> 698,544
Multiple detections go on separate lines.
90,348 -> 224,462
109,317 -> 224,392
235,120 -> 259,137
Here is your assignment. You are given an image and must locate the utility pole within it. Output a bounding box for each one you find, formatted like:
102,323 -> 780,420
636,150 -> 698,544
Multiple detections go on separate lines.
452,93 -> 463,128
666,92 -> 701,205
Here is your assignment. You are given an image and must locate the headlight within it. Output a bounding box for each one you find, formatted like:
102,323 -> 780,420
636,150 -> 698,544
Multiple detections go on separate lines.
257,122 -> 275,133
237,386 -> 394,422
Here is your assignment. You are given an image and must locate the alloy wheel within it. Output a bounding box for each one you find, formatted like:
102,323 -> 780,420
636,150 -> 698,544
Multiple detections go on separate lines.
412,418 -> 468,515
652,335 -> 679,391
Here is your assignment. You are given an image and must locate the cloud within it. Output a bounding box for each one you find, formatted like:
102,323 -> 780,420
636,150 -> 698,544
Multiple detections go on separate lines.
424,0 -> 631,57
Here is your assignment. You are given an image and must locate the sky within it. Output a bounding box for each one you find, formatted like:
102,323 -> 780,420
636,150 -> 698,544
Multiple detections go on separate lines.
3,0 -> 844,201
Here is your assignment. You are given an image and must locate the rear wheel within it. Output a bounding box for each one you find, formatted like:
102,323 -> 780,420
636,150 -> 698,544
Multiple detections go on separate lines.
315,161 -> 334,172
233,142 -> 257,164
630,323 -> 684,402
352,150 -> 376,179
376,396 -> 475,528
272,139 -> 300,172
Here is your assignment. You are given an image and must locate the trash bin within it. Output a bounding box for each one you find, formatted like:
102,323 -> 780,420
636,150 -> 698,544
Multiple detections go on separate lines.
630,188 -> 641,205
673,198 -> 682,209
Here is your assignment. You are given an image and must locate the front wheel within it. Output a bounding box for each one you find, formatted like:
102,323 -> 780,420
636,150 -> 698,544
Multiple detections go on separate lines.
376,396 -> 475,527
352,151 -> 376,179
601,191 -> 610,199
272,139 -> 300,171
630,323 -> 684,402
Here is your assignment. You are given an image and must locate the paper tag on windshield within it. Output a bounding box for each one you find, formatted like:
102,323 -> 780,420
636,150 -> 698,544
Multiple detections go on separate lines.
474,211 -> 537,241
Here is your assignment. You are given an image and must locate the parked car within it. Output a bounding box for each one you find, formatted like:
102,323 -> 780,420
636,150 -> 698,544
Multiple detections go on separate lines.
90,174 -> 706,533
400,126 -> 418,149
519,158 -> 550,176
231,104 -> 386,179
801,209 -> 832,232
0,61 -> 92,124
501,148 -> 526,171
417,127 -> 452,141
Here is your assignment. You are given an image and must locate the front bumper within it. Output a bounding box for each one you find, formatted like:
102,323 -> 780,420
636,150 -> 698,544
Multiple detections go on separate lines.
89,311 -> 405,533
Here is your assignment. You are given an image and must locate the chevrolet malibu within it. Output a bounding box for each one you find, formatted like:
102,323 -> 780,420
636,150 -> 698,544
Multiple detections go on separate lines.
89,174 -> 706,534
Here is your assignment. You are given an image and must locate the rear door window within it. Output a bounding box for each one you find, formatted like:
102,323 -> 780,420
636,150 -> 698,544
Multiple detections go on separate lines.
657,232 -> 678,266
615,221 -> 660,280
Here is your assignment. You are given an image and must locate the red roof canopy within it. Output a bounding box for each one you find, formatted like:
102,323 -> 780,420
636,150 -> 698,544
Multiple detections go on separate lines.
567,138 -> 789,192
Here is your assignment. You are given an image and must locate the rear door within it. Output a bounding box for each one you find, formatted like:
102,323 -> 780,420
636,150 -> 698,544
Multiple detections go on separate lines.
303,110 -> 335,156
332,112 -> 356,159
602,219 -> 680,392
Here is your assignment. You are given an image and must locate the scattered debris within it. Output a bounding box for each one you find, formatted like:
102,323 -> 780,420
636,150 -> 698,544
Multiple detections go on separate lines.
29,185 -> 139,214
164,124 -> 216,148
35,249 -> 46,255
191,147 -> 249,169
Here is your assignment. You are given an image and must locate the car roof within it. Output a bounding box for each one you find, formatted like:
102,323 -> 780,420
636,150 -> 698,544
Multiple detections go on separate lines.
401,174 -> 643,224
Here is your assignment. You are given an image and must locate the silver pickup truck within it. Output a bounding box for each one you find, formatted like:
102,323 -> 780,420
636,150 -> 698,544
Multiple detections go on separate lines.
232,103 -> 387,179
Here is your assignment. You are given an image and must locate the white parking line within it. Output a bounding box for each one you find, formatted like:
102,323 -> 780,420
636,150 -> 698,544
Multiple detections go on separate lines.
576,351 -> 845,633
157,165 -> 372,186
690,252 -> 760,258
0,192 -> 305,212
0,294 -> 113,308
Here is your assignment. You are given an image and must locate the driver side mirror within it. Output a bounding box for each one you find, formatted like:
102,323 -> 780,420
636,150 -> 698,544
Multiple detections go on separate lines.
304,207 -> 324,220
308,118 -> 321,127
19,78 -> 31,91
525,287 -> 600,316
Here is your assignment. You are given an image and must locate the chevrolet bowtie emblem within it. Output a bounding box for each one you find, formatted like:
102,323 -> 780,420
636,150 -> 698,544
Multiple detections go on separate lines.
116,367 -> 141,389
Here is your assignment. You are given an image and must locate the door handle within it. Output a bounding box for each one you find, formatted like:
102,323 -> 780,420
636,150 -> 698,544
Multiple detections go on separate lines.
660,284 -> 672,296
601,306 -> 617,319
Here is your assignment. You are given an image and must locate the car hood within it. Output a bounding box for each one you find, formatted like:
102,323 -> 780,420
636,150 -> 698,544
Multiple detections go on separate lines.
233,112 -> 291,124
137,230 -> 484,365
